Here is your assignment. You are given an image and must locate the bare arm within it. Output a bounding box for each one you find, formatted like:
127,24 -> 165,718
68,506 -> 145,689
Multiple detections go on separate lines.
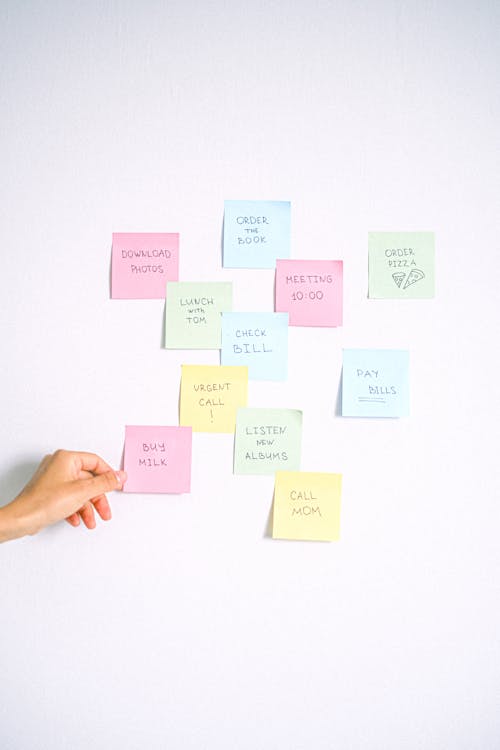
0,450 -> 127,543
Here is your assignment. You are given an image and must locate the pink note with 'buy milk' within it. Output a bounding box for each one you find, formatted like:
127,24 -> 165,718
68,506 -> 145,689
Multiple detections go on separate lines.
275,259 -> 343,327
123,425 -> 192,494
111,232 -> 179,299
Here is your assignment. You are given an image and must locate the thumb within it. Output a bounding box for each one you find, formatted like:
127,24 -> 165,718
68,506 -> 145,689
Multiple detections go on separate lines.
70,470 -> 127,503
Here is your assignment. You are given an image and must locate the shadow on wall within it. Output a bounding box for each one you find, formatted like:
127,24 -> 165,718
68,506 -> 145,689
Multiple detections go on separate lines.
263,491 -> 274,539
335,371 -> 343,417
0,459 -> 40,508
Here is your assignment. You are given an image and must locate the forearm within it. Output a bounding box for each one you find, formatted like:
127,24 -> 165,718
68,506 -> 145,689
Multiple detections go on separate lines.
0,498 -> 39,543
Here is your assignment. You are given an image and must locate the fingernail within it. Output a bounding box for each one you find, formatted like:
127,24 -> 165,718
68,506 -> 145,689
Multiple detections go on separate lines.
115,470 -> 127,488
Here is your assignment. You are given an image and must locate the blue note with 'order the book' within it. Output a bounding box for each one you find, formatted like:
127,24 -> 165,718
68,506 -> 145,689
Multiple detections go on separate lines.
223,200 -> 291,269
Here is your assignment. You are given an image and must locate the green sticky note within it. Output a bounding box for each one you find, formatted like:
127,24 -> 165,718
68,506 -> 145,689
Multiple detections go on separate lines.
368,232 -> 435,298
165,282 -> 233,349
234,408 -> 302,475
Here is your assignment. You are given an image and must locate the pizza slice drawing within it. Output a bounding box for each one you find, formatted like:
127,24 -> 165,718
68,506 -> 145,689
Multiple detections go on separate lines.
392,272 -> 405,288
403,268 -> 425,289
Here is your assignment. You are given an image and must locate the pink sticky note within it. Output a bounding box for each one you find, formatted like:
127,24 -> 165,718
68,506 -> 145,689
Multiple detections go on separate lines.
123,425 -> 192,494
111,233 -> 179,299
275,259 -> 343,327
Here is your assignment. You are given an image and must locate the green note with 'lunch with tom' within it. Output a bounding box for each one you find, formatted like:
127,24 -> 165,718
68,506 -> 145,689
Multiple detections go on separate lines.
165,281 -> 233,349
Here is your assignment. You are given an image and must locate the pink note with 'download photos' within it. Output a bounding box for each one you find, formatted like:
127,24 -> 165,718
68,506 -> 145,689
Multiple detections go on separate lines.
123,425 -> 192,494
275,259 -> 343,327
111,233 -> 179,299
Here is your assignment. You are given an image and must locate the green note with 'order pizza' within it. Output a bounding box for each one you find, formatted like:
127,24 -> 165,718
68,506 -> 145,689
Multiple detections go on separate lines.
368,231 -> 435,299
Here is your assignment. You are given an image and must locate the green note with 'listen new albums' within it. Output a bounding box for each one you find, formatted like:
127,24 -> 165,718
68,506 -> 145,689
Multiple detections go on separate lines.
234,408 -> 302,475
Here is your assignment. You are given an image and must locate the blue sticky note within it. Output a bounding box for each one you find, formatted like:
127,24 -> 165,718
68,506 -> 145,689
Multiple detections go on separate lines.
223,200 -> 291,268
342,349 -> 409,417
221,312 -> 289,381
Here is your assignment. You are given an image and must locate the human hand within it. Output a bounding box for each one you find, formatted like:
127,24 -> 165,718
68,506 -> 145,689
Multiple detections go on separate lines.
0,450 -> 127,543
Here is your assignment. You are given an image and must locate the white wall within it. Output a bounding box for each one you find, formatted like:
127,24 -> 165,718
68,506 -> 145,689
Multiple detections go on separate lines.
1,2 -> 499,748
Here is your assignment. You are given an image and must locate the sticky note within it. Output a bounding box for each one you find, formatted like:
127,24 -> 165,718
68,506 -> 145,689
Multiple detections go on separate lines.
111,232 -> 179,299
275,259 -> 343,326
123,425 -> 192,493
272,471 -> 342,541
223,200 -> 291,268
180,364 -> 248,433
221,312 -> 288,380
164,282 -> 233,349
368,231 -> 435,298
234,408 -> 302,475
342,348 -> 409,417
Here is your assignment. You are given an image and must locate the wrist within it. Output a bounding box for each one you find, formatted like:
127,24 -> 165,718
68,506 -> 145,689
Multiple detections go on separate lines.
0,503 -> 23,542
0,495 -> 43,543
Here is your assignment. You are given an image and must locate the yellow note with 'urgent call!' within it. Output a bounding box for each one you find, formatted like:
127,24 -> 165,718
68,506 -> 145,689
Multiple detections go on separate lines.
180,364 -> 248,433
272,471 -> 342,542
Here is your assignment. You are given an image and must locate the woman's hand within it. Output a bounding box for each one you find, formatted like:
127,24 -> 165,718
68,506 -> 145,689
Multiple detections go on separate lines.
0,450 -> 127,542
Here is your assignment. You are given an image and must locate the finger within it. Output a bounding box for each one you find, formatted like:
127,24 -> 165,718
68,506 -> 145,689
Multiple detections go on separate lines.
66,513 -> 81,527
79,503 -> 96,529
71,452 -> 115,477
70,470 -> 127,505
76,468 -> 93,480
92,494 -> 112,521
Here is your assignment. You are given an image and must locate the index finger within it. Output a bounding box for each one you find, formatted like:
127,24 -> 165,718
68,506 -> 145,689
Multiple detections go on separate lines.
71,451 -> 114,477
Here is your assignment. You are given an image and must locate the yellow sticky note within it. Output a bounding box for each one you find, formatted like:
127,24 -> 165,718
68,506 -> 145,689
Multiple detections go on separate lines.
272,471 -> 342,541
180,364 -> 248,433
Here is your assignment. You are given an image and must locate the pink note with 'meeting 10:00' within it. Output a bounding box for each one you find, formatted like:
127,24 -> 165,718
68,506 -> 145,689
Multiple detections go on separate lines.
275,259 -> 343,327
111,232 -> 179,299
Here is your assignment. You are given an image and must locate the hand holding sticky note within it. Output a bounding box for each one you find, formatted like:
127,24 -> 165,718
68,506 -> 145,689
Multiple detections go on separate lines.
180,364 -> 248,433
272,471 -> 342,541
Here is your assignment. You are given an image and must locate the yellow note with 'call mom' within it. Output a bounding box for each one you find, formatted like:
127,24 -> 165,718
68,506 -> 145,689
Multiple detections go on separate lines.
180,364 -> 248,433
272,471 -> 342,541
